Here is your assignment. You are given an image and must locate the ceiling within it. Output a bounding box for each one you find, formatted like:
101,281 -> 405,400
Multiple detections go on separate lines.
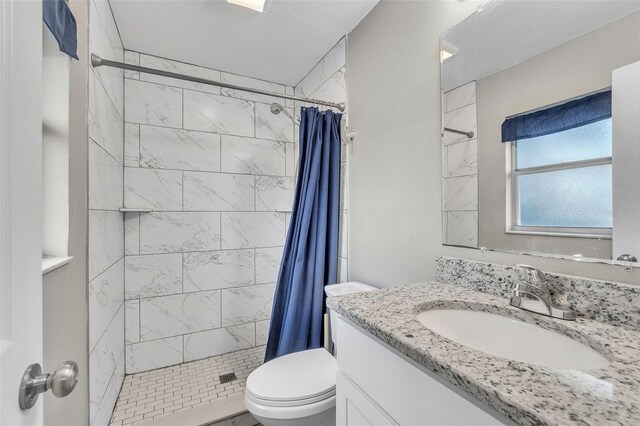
442,0 -> 640,91
110,0 -> 378,86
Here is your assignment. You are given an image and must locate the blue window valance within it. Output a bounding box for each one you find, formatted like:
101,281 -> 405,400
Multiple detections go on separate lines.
43,0 -> 79,60
501,90 -> 611,142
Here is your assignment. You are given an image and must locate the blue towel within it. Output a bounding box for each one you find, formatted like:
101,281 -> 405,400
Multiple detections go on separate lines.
43,0 -> 78,60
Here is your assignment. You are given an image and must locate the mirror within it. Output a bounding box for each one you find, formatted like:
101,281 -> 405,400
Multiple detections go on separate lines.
440,0 -> 640,265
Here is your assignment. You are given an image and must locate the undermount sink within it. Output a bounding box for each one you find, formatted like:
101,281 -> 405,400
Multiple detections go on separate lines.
416,309 -> 610,371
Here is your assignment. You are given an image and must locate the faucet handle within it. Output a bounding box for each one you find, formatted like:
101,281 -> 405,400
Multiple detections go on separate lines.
514,264 -> 536,270
511,265 -> 575,321
514,264 -> 545,284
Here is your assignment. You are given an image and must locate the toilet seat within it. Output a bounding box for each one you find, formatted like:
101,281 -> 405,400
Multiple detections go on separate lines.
246,386 -> 335,407
245,348 -> 337,410
245,390 -> 336,421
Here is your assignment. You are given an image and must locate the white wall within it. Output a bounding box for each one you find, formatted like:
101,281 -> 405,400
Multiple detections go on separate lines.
42,27 -> 70,257
347,0 -> 640,287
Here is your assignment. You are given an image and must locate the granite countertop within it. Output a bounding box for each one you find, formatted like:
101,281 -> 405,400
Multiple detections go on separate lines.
327,282 -> 640,426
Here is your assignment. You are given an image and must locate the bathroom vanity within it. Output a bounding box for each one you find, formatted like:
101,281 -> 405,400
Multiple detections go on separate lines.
335,317 -> 509,425
328,261 -> 640,426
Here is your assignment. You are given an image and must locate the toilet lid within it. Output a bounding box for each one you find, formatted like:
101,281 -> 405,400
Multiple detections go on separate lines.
247,348 -> 337,403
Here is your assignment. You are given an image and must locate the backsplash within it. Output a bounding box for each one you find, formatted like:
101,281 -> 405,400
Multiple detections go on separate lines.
436,256 -> 640,331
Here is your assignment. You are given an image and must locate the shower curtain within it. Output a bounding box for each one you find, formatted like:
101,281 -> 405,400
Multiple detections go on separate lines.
264,107 -> 342,362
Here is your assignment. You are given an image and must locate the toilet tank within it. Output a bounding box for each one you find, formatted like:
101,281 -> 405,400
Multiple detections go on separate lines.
325,282 -> 377,349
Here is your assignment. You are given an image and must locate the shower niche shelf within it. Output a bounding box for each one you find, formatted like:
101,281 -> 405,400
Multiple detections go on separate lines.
119,207 -> 153,213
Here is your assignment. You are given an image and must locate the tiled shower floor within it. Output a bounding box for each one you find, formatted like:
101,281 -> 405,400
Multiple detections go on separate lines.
109,346 -> 265,425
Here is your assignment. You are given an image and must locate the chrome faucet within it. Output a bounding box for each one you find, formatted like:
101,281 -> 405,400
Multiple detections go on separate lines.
510,264 -> 575,320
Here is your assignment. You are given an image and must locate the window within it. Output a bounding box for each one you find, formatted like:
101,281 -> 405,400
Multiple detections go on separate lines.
510,118 -> 612,235
502,90 -> 613,236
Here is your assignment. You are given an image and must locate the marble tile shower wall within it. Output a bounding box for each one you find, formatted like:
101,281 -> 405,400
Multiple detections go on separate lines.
442,81 -> 478,248
122,51 -> 297,374
294,37 -> 348,281
88,1 -> 125,425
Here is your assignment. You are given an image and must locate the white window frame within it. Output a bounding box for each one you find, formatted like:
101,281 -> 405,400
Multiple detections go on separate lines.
509,134 -> 613,238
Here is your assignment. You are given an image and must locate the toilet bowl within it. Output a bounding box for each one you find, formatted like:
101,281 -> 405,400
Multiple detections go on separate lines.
244,282 -> 377,426
245,348 -> 337,426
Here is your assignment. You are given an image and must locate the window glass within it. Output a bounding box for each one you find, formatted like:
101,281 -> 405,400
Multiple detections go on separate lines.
518,164 -> 612,228
516,119 -> 611,169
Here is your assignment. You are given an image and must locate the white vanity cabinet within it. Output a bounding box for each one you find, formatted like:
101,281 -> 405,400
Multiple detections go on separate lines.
336,371 -> 398,426
335,318 -> 510,426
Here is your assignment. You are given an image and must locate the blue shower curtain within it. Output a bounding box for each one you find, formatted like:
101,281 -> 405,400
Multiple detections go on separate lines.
265,107 -> 342,362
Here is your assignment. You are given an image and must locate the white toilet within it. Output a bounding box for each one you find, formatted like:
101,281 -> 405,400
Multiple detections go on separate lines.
244,282 -> 377,426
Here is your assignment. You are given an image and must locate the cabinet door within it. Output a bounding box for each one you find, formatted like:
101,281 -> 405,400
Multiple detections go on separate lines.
338,318 -> 508,425
336,372 -> 398,426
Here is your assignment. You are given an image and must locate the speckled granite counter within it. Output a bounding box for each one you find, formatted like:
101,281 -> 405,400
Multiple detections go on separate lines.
327,282 -> 640,426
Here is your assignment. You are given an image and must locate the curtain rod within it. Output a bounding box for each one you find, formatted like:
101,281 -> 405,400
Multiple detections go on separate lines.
444,127 -> 474,139
91,54 -> 346,112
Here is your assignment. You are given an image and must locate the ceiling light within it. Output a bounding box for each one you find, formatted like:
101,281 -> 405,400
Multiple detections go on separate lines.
227,0 -> 265,12
440,40 -> 459,63
441,49 -> 454,62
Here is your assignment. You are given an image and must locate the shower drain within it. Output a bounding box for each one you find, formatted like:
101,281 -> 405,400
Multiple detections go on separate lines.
219,372 -> 237,384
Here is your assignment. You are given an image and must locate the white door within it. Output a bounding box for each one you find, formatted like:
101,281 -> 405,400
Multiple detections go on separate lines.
1,0 -> 44,424
612,61 -> 640,263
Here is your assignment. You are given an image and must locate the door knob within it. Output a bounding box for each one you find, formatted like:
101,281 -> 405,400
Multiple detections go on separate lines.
19,361 -> 79,410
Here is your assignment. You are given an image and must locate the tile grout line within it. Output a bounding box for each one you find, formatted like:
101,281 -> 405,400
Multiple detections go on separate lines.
125,317 -> 269,348
136,212 -> 140,256
137,299 -> 141,350
131,120 -> 293,145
